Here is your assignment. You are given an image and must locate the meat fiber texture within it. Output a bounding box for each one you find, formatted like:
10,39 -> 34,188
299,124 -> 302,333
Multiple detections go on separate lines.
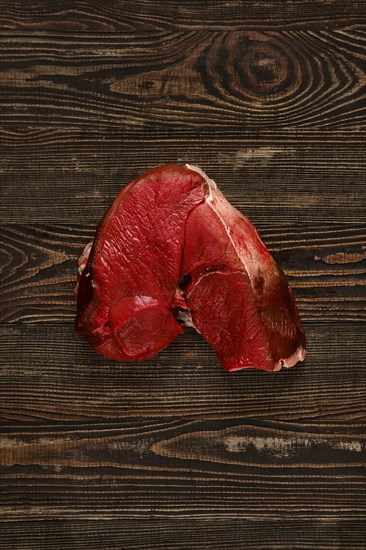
75,164 -> 306,372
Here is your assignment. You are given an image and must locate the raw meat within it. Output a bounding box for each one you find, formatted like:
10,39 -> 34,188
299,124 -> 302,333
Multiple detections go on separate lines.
75,164 -> 305,371
182,165 -> 306,371
75,165 -> 206,361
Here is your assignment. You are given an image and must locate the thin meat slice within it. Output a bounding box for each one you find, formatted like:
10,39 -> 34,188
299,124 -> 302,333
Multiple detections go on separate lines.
181,165 -> 306,371
75,165 -> 205,361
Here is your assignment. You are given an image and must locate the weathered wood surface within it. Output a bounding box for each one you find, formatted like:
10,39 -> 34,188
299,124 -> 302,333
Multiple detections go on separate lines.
1,322 -> 365,421
0,520 -> 364,550
1,2 -> 366,549
1,29 -> 365,130
1,127 -> 366,224
0,418 -> 365,520
0,0 -> 365,31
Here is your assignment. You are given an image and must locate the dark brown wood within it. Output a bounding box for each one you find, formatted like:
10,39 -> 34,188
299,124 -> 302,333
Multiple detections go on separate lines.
0,0 -> 365,31
0,417 -> 365,520
1,127 -> 366,224
0,519 -> 365,550
0,519 -> 364,550
1,28 -> 365,130
1,322 -> 365,421
1,2 -> 365,548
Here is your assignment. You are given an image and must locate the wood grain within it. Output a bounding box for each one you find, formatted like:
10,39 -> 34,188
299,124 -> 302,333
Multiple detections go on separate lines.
1,223 -> 365,323
1,2 -> 365,547
1,418 -> 365,470
0,322 -> 365,422
0,417 -> 365,521
1,28 -> 365,129
0,0 -> 365,31
1,519 -> 365,550
1,126 -> 365,224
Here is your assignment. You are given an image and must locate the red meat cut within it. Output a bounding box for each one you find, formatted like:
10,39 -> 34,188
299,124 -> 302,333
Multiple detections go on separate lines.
75,164 -> 305,371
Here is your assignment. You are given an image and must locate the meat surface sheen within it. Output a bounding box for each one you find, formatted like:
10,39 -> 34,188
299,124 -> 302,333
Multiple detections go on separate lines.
75,164 -> 306,371
75,165 -> 205,360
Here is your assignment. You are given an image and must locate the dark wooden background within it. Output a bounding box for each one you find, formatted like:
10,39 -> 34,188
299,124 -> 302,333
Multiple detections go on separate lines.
1,1 -> 366,548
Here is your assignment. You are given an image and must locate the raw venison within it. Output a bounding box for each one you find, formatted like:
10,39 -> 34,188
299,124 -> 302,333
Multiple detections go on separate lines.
75,164 -> 305,371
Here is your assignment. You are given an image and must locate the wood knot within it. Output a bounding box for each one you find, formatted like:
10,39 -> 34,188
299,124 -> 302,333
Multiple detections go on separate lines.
242,45 -> 288,90
196,32 -> 302,106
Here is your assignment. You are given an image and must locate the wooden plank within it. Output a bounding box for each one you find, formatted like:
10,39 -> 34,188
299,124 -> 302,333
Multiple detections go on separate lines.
1,127 -> 365,224
1,223 -> 365,324
0,323 -> 365,421
0,1 -> 365,31
0,518 -> 364,549
1,28 -> 365,129
1,417 -> 365,470
0,418 -> 365,521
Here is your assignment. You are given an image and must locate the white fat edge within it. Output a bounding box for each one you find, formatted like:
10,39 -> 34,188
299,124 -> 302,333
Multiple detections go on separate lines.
77,240 -> 93,276
273,346 -> 306,371
185,163 -> 218,195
